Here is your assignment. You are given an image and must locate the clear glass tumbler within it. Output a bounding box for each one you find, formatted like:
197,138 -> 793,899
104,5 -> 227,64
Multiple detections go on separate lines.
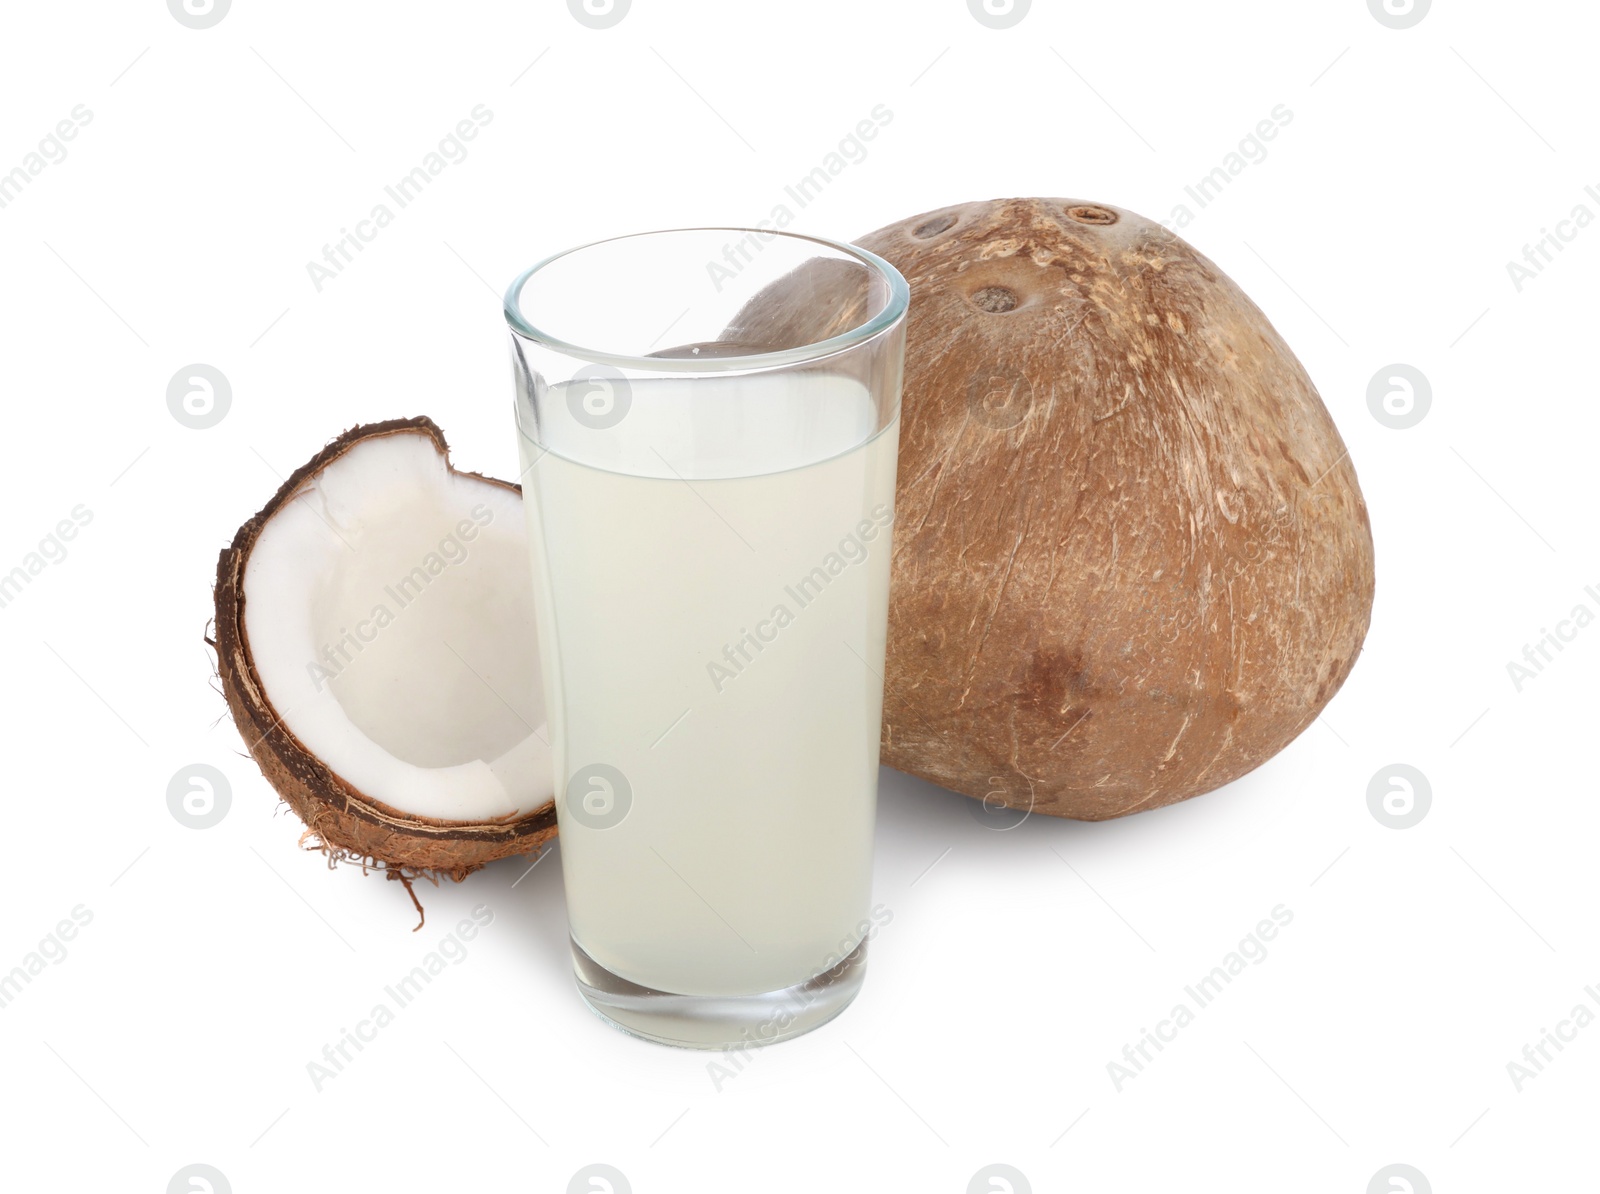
505,229 -> 908,1048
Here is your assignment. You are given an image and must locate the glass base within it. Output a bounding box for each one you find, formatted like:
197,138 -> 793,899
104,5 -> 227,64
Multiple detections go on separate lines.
570,936 -> 867,1049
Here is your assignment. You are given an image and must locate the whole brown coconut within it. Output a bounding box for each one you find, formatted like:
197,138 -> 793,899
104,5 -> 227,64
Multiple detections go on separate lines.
213,418 -> 557,879
856,198 -> 1374,820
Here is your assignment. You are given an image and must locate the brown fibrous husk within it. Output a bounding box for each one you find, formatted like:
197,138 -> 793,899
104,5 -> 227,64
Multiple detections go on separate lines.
853,198 -> 1375,820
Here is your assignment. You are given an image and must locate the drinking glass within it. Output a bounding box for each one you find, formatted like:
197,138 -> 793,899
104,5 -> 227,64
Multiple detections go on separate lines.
505,228 -> 907,1047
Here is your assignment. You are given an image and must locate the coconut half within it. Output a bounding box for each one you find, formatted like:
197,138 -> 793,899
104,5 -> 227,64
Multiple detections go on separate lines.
214,418 -> 556,878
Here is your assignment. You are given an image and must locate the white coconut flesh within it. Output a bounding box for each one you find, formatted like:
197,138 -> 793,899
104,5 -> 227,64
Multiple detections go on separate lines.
242,432 -> 551,823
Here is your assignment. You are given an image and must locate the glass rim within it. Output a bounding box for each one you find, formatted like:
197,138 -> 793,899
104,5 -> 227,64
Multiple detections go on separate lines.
503,227 -> 910,373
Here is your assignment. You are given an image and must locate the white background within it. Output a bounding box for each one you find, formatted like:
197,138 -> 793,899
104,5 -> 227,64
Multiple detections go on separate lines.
1,1 -> 1595,1190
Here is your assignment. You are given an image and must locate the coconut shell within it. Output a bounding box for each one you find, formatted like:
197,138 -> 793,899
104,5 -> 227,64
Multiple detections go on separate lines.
854,198 -> 1374,820
212,417 -> 557,877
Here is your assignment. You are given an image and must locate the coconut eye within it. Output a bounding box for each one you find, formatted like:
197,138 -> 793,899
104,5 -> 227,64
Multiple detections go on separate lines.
970,286 -> 1019,313
912,213 -> 957,238
1066,204 -> 1118,226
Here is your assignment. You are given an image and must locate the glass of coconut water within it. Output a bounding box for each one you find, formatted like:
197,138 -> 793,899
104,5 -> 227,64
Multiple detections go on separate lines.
505,229 -> 907,1048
